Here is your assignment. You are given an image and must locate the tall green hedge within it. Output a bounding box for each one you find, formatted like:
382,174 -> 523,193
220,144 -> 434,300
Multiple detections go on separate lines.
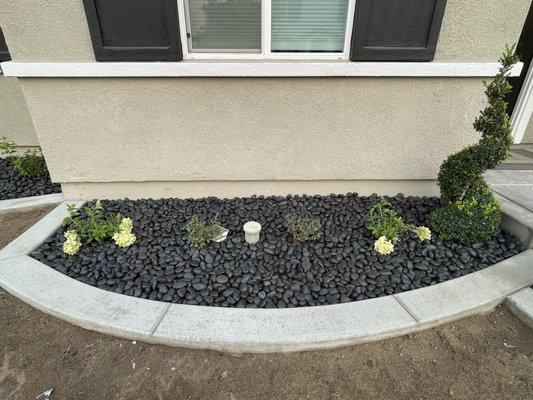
428,46 -> 519,245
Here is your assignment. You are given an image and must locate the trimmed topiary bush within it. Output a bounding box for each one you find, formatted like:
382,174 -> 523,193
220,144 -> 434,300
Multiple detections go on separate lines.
429,46 -> 519,245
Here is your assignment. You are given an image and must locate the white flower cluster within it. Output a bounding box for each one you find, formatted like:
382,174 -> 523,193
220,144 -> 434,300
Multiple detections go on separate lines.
414,226 -> 431,241
62,230 -> 82,255
374,236 -> 394,255
113,217 -> 136,248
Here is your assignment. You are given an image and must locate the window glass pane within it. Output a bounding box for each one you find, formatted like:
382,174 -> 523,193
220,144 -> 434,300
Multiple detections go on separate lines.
271,0 -> 349,53
187,0 -> 261,52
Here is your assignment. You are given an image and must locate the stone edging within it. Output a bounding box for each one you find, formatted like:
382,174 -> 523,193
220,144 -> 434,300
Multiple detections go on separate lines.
0,193 -> 65,215
505,288 -> 533,329
0,201 -> 531,353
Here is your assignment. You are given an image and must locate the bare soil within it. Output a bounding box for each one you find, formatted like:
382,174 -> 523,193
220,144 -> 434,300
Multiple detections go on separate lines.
0,206 -> 55,249
0,210 -> 532,400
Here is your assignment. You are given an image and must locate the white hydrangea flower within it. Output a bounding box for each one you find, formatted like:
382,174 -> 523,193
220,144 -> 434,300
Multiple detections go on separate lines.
414,226 -> 431,241
374,236 -> 394,255
62,230 -> 81,255
119,217 -> 133,233
113,231 -> 136,248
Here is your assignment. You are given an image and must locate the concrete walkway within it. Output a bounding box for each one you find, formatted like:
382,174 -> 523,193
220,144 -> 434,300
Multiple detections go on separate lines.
485,145 -> 533,212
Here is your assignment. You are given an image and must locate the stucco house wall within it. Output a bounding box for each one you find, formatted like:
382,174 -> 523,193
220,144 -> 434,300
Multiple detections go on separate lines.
0,75 -> 38,148
0,0 -> 530,199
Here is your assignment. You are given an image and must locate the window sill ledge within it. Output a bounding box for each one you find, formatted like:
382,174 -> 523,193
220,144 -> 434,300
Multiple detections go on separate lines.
0,60 -> 523,78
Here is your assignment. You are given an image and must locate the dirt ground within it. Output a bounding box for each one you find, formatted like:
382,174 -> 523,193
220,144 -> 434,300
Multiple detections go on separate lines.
0,206 -> 55,249
0,209 -> 532,400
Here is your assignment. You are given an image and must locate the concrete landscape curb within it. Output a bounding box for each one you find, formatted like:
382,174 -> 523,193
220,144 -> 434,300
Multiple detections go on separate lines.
505,288 -> 533,329
0,193 -> 65,215
497,193 -> 533,249
0,202 -> 531,353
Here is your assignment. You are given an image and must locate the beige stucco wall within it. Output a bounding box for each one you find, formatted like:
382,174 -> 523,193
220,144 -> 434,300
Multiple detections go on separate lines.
435,0 -> 531,61
0,75 -> 38,147
1,0 -> 529,198
19,77 -> 484,197
0,0 -> 529,62
523,114 -> 533,143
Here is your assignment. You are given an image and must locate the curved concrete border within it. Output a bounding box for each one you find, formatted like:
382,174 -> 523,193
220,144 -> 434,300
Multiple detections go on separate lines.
0,193 -> 64,215
505,288 -> 533,329
0,201 -> 531,353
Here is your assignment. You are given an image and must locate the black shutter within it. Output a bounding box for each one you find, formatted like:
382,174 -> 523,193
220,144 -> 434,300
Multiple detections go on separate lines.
82,0 -> 182,62
350,0 -> 447,62
0,26 -> 11,62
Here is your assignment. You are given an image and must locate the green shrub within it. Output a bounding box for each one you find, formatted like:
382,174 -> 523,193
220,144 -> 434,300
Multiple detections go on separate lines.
429,45 -> 519,244
185,215 -> 223,248
428,180 -> 501,244
283,213 -> 321,244
0,137 -> 47,178
63,200 -> 122,243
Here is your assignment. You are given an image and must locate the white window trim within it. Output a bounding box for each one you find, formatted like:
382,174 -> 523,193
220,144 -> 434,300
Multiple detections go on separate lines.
177,0 -> 356,60
510,61 -> 533,144
0,61 -> 523,78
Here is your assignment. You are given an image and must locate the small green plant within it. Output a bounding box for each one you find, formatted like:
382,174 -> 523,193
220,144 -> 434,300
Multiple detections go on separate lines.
63,200 -> 122,243
283,213 -> 322,244
366,198 -> 408,242
0,136 -> 47,178
12,149 -> 48,177
185,215 -> 223,248
0,137 -> 16,159
366,198 -> 431,255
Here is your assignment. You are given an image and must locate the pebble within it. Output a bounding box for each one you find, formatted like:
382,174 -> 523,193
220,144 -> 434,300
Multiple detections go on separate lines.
31,194 -> 524,308
0,157 -> 61,200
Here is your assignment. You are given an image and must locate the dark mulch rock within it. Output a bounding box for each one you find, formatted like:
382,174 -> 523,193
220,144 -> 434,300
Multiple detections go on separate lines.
0,157 -> 61,200
31,193 -> 525,308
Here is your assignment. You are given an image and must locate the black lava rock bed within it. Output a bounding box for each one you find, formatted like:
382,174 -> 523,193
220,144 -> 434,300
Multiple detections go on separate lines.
32,193 -> 524,308
0,157 -> 61,200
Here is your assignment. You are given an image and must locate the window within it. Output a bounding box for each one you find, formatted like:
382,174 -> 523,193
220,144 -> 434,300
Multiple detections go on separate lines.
178,0 -> 355,59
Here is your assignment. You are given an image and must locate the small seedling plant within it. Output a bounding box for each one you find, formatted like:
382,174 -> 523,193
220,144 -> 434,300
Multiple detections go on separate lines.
0,137 -> 48,178
367,198 -> 431,255
283,213 -> 322,244
185,215 -> 224,249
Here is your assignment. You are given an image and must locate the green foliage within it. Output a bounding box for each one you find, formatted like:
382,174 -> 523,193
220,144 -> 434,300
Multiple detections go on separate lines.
12,149 -> 48,178
283,213 -> 322,244
185,215 -> 223,249
63,200 -> 122,243
0,137 -> 15,159
0,137 -> 47,178
428,180 -> 501,244
430,45 -> 519,244
366,198 -> 410,242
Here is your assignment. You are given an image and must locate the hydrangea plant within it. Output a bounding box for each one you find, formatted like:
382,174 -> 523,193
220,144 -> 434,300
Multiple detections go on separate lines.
366,198 -> 431,255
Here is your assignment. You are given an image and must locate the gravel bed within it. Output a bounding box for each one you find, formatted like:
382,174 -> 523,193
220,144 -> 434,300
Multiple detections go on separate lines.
0,157 -> 61,200
32,194 -> 524,308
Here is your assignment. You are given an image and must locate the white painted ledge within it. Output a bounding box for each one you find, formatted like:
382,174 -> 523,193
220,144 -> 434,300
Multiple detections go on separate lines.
0,61 -> 523,78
